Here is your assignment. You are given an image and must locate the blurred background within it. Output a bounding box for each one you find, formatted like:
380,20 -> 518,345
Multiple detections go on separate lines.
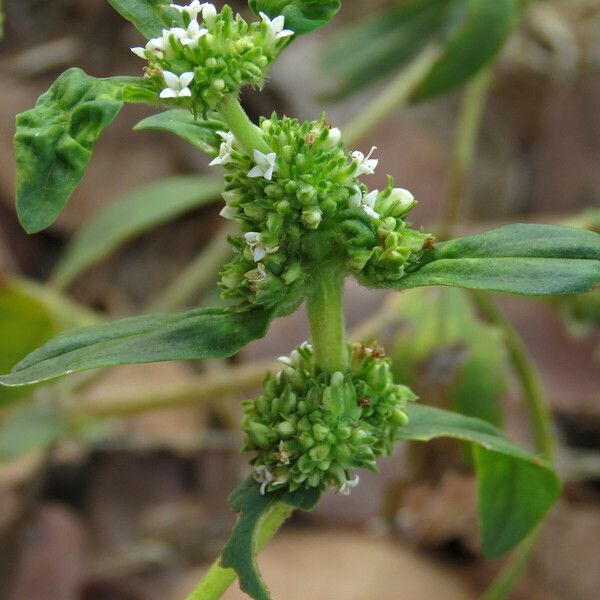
1,1 -> 600,599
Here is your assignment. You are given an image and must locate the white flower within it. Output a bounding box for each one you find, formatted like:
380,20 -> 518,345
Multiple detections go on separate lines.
260,11 -> 294,42
244,232 -> 279,262
252,465 -> 287,495
170,19 -> 208,47
160,71 -> 194,98
170,0 -> 203,19
131,36 -> 165,59
349,184 -> 363,209
201,2 -> 217,24
327,127 -> 342,147
171,1 -> 217,23
278,355 -> 293,366
245,263 -> 268,283
209,130 -> 236,166
390,187 -> 415,213
361,189 -> 380,219
219,204 -> 238,219
248,149 -> 278,181
351,146 -> 378,176
338,474 -> 360,496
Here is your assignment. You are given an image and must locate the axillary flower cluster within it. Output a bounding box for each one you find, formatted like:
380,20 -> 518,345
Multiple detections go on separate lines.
243,343 -> 416,495
217,115 -> 432,312
132,2 -> 429,495
132,1 -> 292,114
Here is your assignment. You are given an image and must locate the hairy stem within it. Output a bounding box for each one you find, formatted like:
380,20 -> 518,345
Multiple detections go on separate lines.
185,501 -> 292,600
306,265 -> 348,373
343,44 -> 441,147
439,68 -> 492,240
219,95 -> 272,156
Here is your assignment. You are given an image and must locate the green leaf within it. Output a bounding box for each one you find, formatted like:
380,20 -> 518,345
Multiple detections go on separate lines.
52,176 -> 223,288
14,68 -> 140,233
399,404 -> 561,557
221,477 -> 321,600
412,0 -> 519,103
0,278 -> 96,405
0,307 -> 274,387
395,224 -> 600,296
321,0 -> 448,99
0,283 -> 61,404
134,109 -> 224,153
0,403 -> 68,461
249,0 -> 341,35
106,0 -> 177,38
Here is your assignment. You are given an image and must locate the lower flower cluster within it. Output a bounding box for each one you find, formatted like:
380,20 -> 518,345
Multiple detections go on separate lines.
242,342 -> 417,495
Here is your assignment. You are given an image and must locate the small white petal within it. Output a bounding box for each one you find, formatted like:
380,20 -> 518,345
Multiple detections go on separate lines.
219,205 -> 238,219
162,70 -> 180,87
363,190 -> 379,209
130,47 -> 146,58
178,88 -> 192,97
247,166 -> 263,178
244,232 -> 260,244
253,246 -> 267,262
180,72 -> 195,87
160,88 -> 178,98
363,205 -> 380,219
272,15 -> 285,30
349,185 -> 362,209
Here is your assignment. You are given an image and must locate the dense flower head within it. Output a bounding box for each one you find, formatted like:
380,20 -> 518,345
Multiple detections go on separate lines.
131,2 -> 293,114
216,114 -> 433,312
242,342 -> 417,494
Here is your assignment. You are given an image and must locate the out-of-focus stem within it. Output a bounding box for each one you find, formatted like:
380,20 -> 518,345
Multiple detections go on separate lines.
148,223 -> 235,312
469,290 -> 556,462
81,358 -> 278,419
342,44 -> 441,147
480,530 -> 540,600
439,68 -> 493,240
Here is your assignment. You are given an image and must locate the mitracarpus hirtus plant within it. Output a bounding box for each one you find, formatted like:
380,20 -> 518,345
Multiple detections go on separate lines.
2,2 -> 600,599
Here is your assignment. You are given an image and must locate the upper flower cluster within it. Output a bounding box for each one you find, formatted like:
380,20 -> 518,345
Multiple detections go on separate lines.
243,342 -> 416,494
215,115 -> 432,312
131,2 -> 293,114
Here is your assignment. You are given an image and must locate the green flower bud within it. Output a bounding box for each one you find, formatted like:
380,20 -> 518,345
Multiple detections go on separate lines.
302,206 -> 323,229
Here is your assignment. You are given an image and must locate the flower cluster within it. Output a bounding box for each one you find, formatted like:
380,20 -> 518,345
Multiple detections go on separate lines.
216,114 -> 433,312
131,2 -> 293,114
242,342 -> 417,494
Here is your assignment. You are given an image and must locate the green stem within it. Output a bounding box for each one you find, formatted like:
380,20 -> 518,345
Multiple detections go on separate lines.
343,44 -> 441,147
480,529 -> 540,600
219,95 -> 272,156
439,68 -> 493,240
470,291 -> 556,462
185,501 -> 292,600
306,265 -> 348,373
469,293 -> 554,600
148,223 -> 235,312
